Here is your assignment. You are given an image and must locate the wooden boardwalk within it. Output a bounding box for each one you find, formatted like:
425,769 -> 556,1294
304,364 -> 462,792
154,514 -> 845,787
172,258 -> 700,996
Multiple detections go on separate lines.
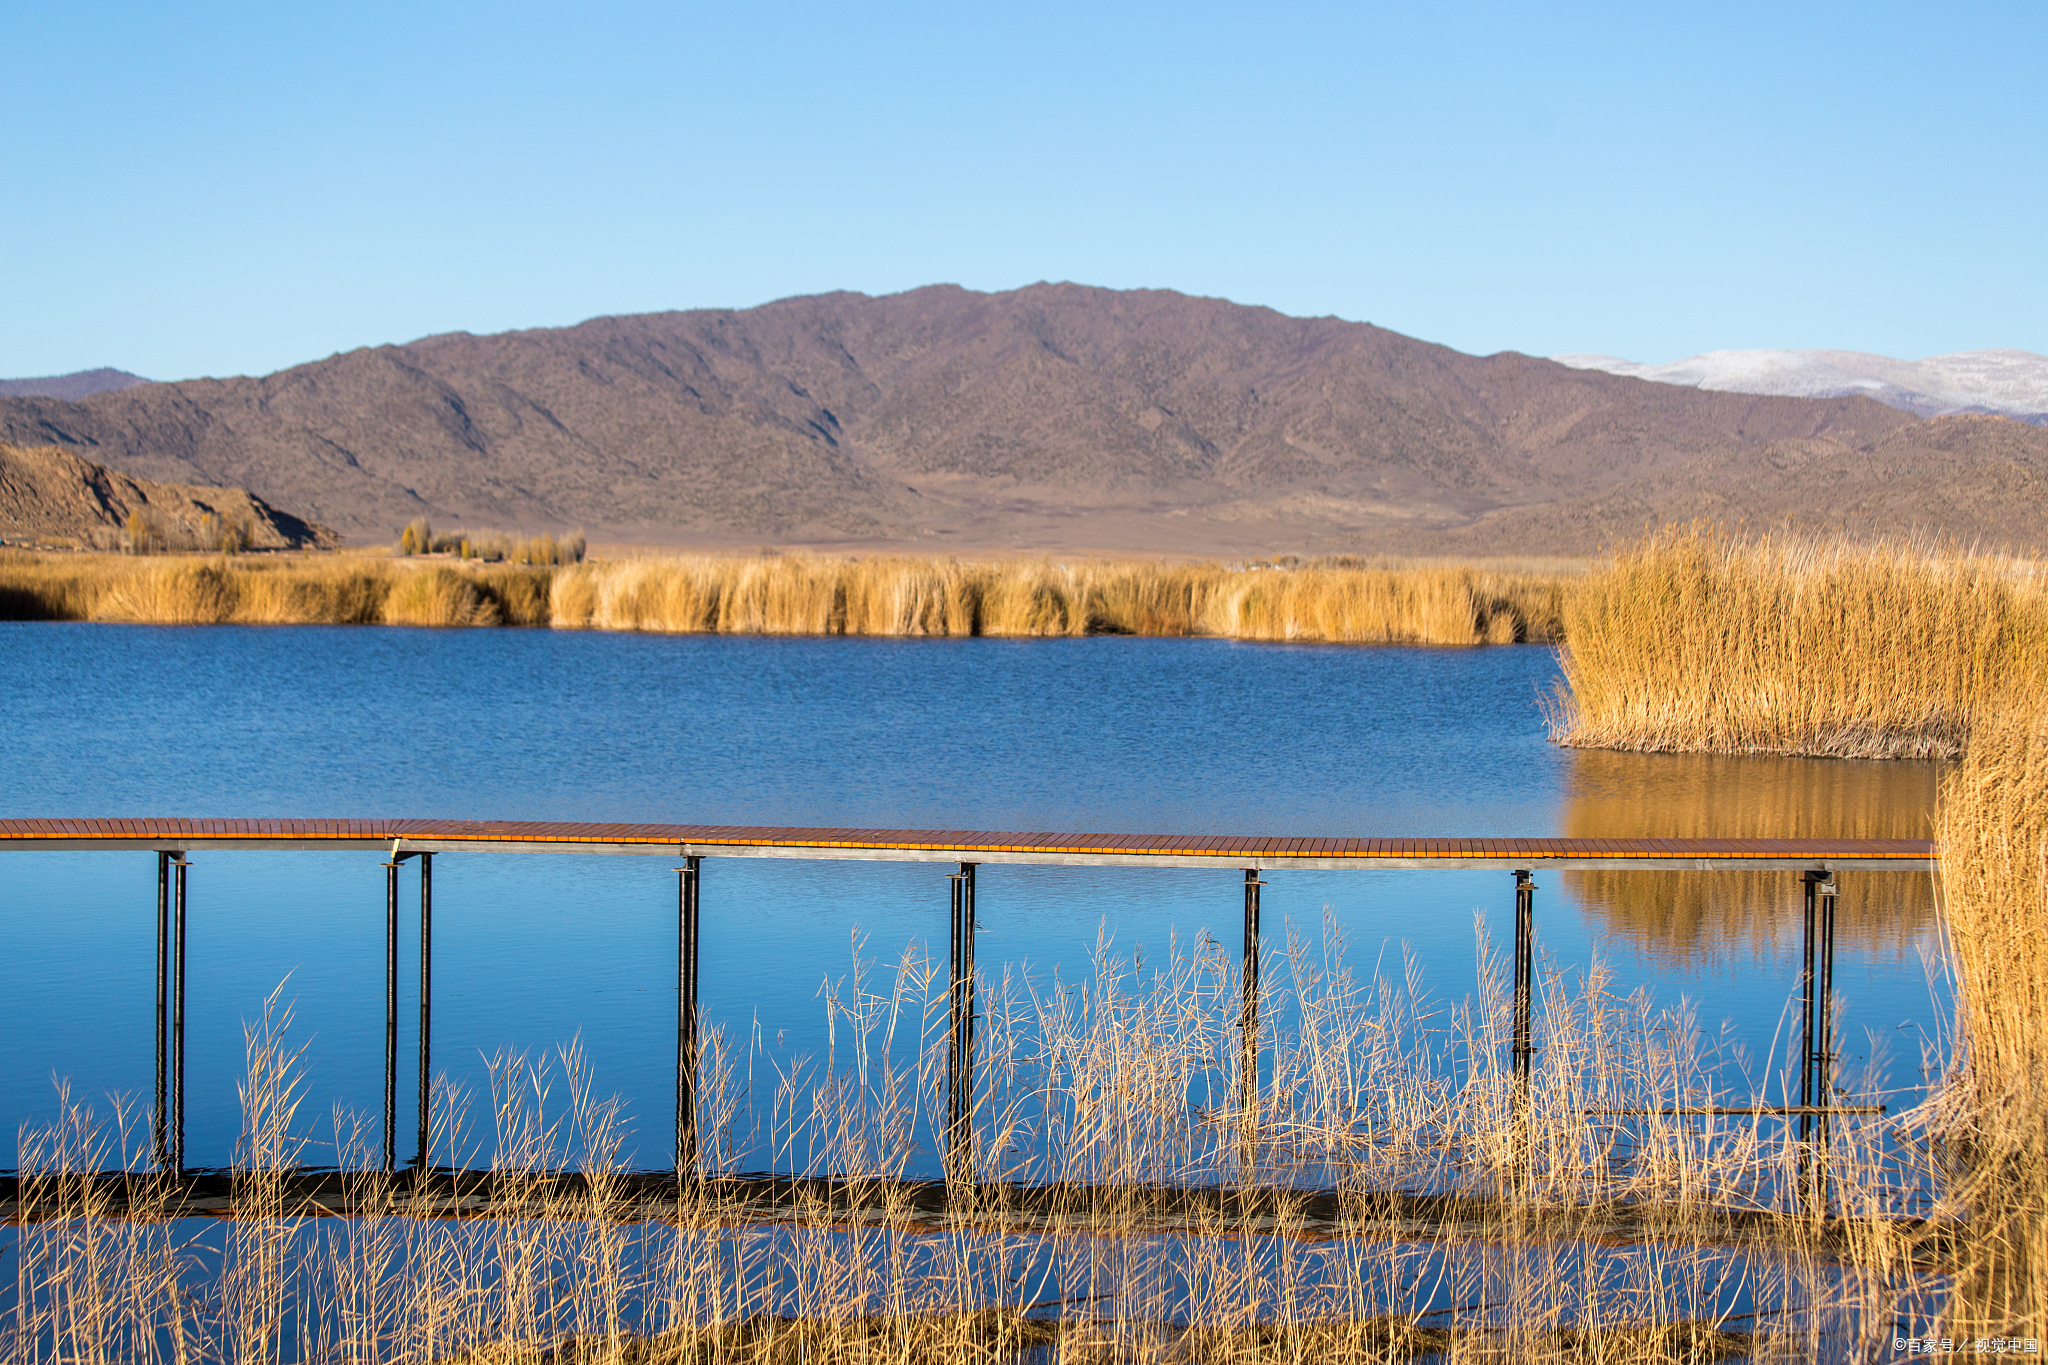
0,817 -> 1916,1182
0,817 -> 1936,869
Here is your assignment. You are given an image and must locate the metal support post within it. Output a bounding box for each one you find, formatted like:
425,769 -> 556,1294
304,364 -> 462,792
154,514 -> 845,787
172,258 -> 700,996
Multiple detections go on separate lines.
172,855 -> 188,1174
155,851 -> 173,1170
947,863 -> 978,1173
1512,870 -> 1536,1099
1241,869 -> 1264,1121
1815,873 -> 1837,1151
417,853 -> 433,1172
1798,869 -> 1839,1202
383,855 -> 400,1174
1798,872 -> 1823,1138
676,857 -> 701,1177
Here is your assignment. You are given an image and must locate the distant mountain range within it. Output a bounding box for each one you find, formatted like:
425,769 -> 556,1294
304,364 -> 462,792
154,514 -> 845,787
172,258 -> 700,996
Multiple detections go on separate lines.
0,368 -> 151,401
4,286 -> 2047,555
1553,349 -> 2048,425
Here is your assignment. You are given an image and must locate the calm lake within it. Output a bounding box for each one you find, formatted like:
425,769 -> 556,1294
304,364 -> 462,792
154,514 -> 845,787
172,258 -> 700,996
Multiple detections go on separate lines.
0,623 -> 1946,1175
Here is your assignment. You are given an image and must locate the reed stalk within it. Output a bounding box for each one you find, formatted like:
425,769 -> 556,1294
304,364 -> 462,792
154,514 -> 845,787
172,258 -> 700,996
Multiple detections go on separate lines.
547,555 -> 1568,644
1547,524 -> 2048,1339
0,548 -> 1573,642
0,551 -> 555,628
1927,705 -> 2048,1342
4,923 -> 1931,1363
1549,524 -> 2048,759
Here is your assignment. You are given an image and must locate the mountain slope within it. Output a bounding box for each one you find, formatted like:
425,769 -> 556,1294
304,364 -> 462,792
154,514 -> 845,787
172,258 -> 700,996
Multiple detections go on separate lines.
4,284 -> 2027,553
1440,416 -> 2048,555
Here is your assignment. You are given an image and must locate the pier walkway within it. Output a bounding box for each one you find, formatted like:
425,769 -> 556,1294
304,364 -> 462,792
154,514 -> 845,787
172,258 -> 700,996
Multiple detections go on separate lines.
0,816 -> 1935,870
2,818 -> 1935,1200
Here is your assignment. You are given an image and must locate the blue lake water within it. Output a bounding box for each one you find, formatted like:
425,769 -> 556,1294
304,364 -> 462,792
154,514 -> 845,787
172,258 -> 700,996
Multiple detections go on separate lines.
0,624 -> 1947,1174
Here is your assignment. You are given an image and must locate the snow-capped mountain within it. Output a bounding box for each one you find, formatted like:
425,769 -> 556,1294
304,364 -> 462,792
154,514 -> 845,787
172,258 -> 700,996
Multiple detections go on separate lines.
1552,349 -> 2048,425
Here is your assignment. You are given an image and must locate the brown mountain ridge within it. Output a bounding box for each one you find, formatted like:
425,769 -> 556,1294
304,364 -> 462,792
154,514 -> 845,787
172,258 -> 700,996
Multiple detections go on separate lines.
4,283 -> 2043,554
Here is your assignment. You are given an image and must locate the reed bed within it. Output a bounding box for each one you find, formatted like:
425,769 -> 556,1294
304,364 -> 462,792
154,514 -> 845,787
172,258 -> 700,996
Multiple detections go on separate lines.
1548,524 -> 2048,759
1544,527 -> 2048,1339
0,551 -> 552,627
0,549 -> 1573,643
1927,707 -> 2048,1343
7,925 -> 1937,1363
397,517 -> 588,566
544,554 -> 1571,643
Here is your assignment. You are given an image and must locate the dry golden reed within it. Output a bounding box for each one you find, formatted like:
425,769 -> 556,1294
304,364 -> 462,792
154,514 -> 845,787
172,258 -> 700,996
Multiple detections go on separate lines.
0,551 -> 552,628
1543,526 -> 2048,1339
547,555 -> 1569,644
1930,706 -> 2048,1341
0,548 -> 1573,643
1549,523 -> 2048,759
397,516 -> 588,566
7,930 -> 1925,1364
382,565 -> 503,627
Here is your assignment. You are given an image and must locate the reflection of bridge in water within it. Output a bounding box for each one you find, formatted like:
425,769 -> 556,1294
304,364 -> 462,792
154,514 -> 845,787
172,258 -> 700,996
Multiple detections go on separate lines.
2,817 -> 1935,1199
1564,751 -> 1940,962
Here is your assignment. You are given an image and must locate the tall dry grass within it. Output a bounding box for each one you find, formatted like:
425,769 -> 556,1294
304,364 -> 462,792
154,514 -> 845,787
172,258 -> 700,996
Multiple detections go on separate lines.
397,517 -> 588,566
1929,706 -> 2048,1342
0,551 -> 551,627
7,925 -> 1933,1363
0,549 -> 1575,643
1545,526 -> 2048,1337
1549,524 -> 2048,759
548,555 -> 1572,644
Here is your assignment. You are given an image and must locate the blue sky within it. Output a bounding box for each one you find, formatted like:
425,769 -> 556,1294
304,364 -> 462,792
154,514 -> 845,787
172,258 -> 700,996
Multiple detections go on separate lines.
5,0 -> 2043,381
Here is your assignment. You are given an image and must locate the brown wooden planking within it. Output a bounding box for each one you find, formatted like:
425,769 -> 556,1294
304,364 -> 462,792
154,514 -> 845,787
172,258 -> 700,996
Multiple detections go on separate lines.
0,818 -> 1939,862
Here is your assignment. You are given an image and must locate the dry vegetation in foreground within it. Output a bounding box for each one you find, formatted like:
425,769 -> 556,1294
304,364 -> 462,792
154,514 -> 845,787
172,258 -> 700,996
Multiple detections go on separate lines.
10,926 -> 1936,1364
0,549 -> 1577,642
1547,525 -> 2048,760
1543,526 -> 2048,1343
1929,709 -> 2048,1341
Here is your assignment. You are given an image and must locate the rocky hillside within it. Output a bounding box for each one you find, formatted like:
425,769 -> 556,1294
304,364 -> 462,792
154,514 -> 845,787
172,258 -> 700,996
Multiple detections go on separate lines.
0,443 -> 336,550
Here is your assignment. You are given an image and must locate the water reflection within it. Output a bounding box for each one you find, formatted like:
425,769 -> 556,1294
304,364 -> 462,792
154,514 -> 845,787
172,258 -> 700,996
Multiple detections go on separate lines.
1563,750 -> 1941,964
